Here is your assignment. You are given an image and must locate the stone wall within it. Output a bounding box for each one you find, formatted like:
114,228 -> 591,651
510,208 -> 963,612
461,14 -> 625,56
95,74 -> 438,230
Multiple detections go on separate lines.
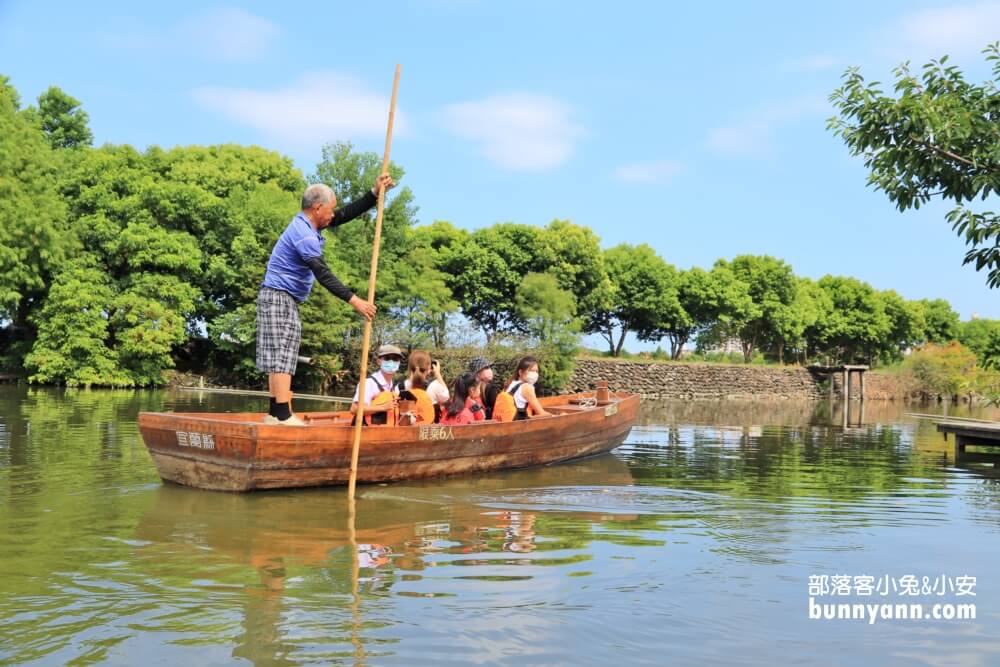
565,358 -> 918,401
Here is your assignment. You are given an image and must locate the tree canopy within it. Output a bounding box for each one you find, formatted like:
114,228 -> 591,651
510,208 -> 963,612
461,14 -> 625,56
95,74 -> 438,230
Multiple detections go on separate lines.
0,75 -> 984,388
829,44 -> 1000,287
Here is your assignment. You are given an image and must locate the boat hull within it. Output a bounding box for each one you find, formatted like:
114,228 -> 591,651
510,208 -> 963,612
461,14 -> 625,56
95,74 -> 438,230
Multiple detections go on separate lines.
138,392 -> 639,492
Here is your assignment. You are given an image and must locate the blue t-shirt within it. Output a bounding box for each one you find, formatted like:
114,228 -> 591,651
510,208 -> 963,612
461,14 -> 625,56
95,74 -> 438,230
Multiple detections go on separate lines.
262,213 -> 325,302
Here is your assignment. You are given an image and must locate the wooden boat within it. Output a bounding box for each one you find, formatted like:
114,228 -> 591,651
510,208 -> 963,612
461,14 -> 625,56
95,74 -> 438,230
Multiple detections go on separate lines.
138,390 -> 639,492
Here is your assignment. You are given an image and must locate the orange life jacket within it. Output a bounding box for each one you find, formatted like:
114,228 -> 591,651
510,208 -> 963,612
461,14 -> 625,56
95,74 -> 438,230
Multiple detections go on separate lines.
408,387 -> 435,423
493,382 -> 525,422
364,375 -> 397,426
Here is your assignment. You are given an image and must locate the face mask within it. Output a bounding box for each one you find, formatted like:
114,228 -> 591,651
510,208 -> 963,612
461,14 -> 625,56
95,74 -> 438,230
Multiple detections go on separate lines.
380,360 -> 400,374
525,371 -> 539,385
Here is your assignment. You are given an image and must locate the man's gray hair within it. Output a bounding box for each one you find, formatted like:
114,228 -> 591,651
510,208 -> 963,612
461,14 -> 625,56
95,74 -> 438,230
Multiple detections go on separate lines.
302,183 -> 334,209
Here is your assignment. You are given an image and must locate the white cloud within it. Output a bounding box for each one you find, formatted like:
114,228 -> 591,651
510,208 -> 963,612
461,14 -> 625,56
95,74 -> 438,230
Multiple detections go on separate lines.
180,7 -> 281,62
614,160 -> 684,185
707,95 -> 829,157
782,54 -> 841,72
892,2 -> 1000,60
440,93 -> 584,170
192,72 -> 408,148
97,7 -> 280,62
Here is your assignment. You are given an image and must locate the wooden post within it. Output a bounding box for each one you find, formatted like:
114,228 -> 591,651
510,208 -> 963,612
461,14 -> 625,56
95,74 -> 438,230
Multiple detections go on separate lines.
348,65 -> 401,499
828,371 -> 834,399
859,370 -> 866,402
843,368 -> 850,402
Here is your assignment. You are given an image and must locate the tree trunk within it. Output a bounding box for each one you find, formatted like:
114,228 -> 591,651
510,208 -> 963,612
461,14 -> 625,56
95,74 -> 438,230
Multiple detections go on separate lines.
615,327 -> 629,357
603,327 -> 615,356
669,333 -> 688,359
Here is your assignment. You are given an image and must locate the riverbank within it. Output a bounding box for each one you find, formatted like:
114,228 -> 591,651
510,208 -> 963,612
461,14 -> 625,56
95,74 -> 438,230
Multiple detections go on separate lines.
566,357 -> 924,401
2,358 -> 936,403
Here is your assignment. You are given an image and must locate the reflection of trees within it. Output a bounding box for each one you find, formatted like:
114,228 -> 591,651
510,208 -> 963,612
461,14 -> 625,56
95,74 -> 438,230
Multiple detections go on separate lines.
623,399 -> 980,564
630,401 -> 939,502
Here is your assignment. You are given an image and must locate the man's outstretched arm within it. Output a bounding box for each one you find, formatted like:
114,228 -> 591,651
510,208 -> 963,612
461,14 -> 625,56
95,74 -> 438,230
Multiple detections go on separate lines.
304,256 -> 376,320
328,174 -> 396,230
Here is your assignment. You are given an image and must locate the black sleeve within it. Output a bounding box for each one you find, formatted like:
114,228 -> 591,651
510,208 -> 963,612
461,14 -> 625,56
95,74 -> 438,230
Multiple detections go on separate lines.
329,190 -> 377,230
304,256 -> 354,303
483,383 -> 499,420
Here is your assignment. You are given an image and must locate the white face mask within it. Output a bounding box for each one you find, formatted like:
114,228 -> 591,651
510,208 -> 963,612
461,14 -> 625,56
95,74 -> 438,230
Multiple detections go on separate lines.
524,371 -> 539,385
380,360 -> 400,374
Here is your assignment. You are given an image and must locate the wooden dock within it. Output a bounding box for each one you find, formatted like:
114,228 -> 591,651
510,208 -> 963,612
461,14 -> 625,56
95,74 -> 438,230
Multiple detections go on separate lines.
808,364 -> 869,401
937,420 -> 1000,459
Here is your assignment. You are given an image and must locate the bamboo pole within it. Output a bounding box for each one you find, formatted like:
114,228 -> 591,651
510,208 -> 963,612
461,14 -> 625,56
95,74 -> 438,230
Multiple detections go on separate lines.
348,65 -> 400,499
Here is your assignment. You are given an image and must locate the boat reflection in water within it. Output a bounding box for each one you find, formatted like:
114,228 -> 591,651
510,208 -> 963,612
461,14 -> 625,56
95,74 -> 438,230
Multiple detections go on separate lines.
133,455 -> 636,664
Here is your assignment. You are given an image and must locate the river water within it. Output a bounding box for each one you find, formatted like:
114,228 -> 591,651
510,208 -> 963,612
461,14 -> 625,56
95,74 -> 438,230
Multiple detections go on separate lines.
1,386 -> 999,666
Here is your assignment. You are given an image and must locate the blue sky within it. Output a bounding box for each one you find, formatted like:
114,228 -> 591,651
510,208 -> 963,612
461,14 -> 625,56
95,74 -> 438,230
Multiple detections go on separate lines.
2,1 -> 998,345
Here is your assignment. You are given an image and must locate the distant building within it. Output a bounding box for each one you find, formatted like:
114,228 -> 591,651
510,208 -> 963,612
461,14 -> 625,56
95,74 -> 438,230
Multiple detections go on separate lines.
704,337 -> 743,355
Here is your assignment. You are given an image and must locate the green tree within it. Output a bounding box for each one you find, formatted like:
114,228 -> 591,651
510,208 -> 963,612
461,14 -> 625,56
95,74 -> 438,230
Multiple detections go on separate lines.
515,272 -> 581,390
877,290 -> 925,362
585,244 -> 679,357
24,263 -> 131,386
27,142 -> 307,386
647,266 -> 753,360
812,275 -> 892,364
444,223 -> 553,342
30,86 -> 93,150
541,219 -> 611,318
0,76 -> 70,371
916,298 -> 960,343
904,341 -> 978,398
692,263 -> 761,358
718,255 -> 798,362
958,318 -> 1000,360
768,277 -> 824,364
387,224 -> 460,350
829,45 -> 1000,287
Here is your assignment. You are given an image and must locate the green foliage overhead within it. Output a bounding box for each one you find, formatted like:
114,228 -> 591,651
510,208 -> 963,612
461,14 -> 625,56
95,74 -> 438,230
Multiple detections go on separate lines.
829,45 -> 1000,287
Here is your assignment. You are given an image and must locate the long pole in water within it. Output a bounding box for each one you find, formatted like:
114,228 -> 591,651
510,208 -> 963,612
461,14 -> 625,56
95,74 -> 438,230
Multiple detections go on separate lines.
348,64 -> 400,499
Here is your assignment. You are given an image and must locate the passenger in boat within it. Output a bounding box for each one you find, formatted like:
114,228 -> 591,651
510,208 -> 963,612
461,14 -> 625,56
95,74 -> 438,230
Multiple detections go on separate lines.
401,350 -> 440,424
439,373 -> 486,425
503,356 -> 551,420
350,344 -> 403,425
403,350 -> 449,423
257,176 -> 394,425
467,356 -> 500,420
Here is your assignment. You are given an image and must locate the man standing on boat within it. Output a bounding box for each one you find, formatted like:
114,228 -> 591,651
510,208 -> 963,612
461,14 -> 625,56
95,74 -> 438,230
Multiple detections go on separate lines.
257,175 -> 394,425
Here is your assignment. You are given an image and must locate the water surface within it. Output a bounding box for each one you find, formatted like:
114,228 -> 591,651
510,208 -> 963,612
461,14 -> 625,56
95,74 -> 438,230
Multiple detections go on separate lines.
1,387 -> 999,666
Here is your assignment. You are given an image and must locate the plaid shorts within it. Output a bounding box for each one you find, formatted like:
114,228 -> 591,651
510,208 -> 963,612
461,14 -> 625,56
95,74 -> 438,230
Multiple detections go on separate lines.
256,287 -> 302,375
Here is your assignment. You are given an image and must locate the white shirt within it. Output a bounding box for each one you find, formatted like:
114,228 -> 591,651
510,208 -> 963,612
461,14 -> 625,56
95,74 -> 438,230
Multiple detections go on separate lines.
352,373 -> 397,405
404,378 -> 450,405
